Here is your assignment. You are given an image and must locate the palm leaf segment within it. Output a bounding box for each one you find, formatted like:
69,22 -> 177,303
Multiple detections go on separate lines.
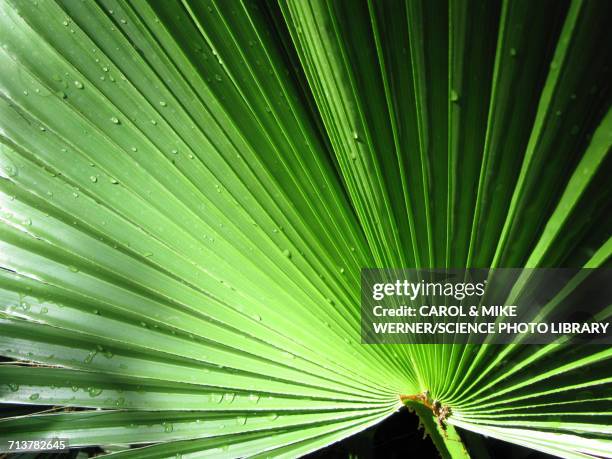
0,0 -> 610,458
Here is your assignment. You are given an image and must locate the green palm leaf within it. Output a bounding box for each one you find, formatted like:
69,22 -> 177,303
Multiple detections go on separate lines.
0,0 -> 610,458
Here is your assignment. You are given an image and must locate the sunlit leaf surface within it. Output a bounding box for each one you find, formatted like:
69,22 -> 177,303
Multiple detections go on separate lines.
0,0 -> 610,457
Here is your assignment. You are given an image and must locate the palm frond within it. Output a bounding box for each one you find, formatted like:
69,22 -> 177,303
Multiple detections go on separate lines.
0,0 -> 610,458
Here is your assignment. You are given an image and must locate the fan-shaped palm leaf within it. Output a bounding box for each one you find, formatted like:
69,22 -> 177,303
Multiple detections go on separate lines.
0,0 -> 610,458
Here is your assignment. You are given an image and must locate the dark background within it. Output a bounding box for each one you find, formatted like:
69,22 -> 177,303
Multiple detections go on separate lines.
305,407 -> 554,459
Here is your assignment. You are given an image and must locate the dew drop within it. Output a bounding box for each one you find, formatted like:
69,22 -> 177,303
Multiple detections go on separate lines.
88,387 -> 103,397
450,90 -> 459,102
159,101 -> 167,107
3,163 -> 18,178
110,116 -> 120,124
84,350 -> 96,363
29,393 -> 40,400
90,175 -> 98,183
236,416 -> 247,425
282,249 -> 291,258
74,80 -> 84,89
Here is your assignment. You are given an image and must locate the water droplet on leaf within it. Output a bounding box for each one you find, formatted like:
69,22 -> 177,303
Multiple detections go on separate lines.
236,416 -> 247,425
88,387 -> 103,397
